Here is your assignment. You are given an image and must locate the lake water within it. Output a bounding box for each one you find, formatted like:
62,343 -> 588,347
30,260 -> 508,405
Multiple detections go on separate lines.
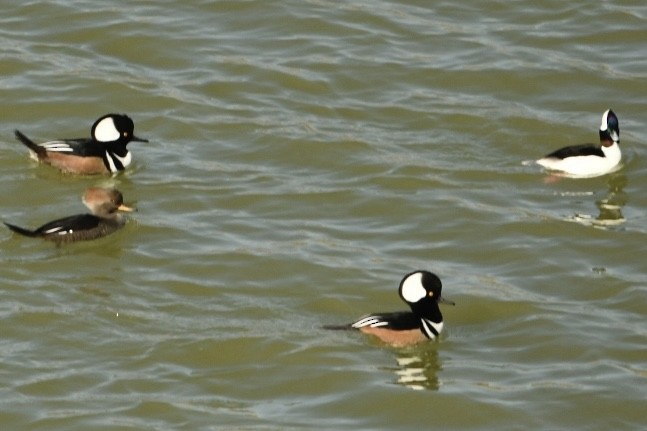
1,1 -> 646,430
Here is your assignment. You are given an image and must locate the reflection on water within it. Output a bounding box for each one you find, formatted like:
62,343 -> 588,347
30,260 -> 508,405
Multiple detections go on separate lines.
570,174 -> 627,228
595,174 -> 627,224
2,0 -> 647,429
384,347 -> 441,391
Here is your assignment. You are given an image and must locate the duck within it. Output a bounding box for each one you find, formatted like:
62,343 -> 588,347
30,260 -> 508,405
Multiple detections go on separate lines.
324,270 -> 455,347
14,113 -> 148,175
536,109 -> 621,177
4,187 -> 134,245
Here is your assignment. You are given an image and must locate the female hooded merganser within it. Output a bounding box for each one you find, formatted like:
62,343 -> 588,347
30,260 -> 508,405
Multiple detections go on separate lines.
324,271 -> 455,347
4,187 -> 134,245
536,109 -> 621,177
14,114 -> 148,175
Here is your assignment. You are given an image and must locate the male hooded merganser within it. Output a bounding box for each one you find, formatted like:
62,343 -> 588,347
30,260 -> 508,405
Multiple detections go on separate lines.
324,271 -> 455,347
14,114 -> 148,175
536,109 -> 621,177
4,187 -> 134,245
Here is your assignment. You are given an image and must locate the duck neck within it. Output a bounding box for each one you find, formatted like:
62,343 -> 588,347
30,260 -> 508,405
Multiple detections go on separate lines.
409,298 -> 444,339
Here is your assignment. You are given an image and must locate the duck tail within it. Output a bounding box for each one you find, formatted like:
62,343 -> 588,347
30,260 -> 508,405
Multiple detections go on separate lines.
4,222 -> 39,237
322,323 -> 354,331
14,130 -> 46,158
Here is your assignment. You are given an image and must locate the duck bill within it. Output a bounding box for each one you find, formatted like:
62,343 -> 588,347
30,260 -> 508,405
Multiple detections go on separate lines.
117,204 -> 136,212
438,296 -> 455,306
131,135 -> 149,143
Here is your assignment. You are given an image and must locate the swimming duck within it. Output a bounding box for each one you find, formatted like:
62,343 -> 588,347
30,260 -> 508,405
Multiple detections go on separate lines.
324,270 -> 454,347
4,187 -> 134,245
14,113 -> 148,175
536,109 -> 621,177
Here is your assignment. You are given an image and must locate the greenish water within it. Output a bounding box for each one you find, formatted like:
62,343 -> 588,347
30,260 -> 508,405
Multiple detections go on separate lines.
1,1 -> 646,430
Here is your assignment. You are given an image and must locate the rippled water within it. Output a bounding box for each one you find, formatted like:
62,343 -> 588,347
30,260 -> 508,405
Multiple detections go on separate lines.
1,1 -> 646,430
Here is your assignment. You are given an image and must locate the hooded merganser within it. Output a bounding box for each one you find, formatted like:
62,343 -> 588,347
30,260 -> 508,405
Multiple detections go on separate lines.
324,271 -> 455,347
14,114 -> 148,175
535,109 -> 621,177
4,187 -> 134,245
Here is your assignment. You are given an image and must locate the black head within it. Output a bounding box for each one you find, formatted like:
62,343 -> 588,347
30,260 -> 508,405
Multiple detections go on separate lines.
599,109 -> 619,146
91,114 -> 148,144
398,270 -> 454,327
398,270 -> 446,305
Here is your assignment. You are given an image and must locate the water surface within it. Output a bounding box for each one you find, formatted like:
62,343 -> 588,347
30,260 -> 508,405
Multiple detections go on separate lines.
1,1 -> 646,430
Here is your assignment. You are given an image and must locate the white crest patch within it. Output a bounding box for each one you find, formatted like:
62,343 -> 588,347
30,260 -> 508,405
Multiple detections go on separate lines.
401,272 -> 426,303
599,109 -> 620,142
94,117 -> 120,142
599,109 -> 610,131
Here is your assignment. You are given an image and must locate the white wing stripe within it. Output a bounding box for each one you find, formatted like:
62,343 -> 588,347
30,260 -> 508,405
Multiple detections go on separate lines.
351,315 -> 389,328
41,141 -> 74,152
43,226 -> 65,234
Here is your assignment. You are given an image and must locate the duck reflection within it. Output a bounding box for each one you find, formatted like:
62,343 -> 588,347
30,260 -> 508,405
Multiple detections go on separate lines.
595,174 -> 627,224
572,174 -> 627,227
383,346 -> 442,391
